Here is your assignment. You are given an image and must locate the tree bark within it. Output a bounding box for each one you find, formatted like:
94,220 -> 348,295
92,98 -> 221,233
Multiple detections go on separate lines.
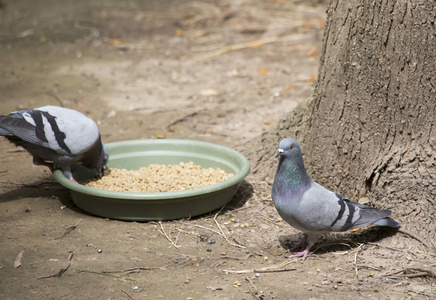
251,0 -> 435,244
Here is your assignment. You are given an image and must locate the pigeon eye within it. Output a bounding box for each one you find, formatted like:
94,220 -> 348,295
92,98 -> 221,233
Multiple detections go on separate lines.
289,145 -> 294,150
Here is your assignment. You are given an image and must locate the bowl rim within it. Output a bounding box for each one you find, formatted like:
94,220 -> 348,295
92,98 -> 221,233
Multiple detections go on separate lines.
53,139 -> 250,201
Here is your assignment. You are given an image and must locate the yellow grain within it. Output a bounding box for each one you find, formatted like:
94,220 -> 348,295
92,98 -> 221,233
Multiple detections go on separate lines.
82,161 -> 234,193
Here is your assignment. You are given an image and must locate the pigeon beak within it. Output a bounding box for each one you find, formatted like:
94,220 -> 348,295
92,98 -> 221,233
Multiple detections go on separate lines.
275,148 -> 284,158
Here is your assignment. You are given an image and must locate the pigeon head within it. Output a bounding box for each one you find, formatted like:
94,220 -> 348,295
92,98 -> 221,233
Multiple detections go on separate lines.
274,138 -> 310,189
100,143 -> 109,176
276,138 -> 303,160
94,141 -> 109,177
80,138 -> 109,178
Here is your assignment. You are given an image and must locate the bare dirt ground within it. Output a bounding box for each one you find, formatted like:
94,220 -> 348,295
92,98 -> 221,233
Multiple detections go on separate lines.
0,0 -> 434,299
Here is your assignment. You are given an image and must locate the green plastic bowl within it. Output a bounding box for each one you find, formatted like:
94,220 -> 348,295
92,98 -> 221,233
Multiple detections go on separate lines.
53,139 -> 250,221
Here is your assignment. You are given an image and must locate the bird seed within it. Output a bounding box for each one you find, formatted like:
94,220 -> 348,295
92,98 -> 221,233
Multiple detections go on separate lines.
82,161 -> 234,193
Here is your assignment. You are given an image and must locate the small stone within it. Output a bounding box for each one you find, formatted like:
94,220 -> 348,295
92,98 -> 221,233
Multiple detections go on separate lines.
255,273 -> 261,277
207,248 -> 212,252
86,243 -> 93,247
97,249 -> 102,253
333,285 -> 338,289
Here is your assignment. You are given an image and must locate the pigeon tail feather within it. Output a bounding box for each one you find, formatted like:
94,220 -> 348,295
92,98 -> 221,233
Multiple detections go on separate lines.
372,217 -> 401,228
348,206 -> 401,229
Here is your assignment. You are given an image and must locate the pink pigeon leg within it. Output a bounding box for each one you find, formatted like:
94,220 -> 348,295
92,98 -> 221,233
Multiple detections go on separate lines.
286,235 -> 308,252
288,244 -> 311,261
286,233 -> 319,261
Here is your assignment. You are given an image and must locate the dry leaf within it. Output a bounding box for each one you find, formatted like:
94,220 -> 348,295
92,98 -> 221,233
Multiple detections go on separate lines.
17,29 -> 34,38
259,67 -> 270,74
14,250 -> 24,268
175,29 -> 182,37
281,84 -> 297,92
185,13 -> 196,19
305,74 -> 318,83
154,135 -> 166,139
352,228 -> 360,232
307,49 -> 318,57
107,38 -> 124,45
263,121 -> 277,125
358,195 -> 370,205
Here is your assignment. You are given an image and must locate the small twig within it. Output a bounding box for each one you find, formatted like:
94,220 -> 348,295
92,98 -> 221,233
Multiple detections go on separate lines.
353,244 -> 364,264
224,260 -> 295,274
121,266 -> 159,275
166,110 -> 199,129
385,267 -> 436,279
194,34 -> 310,61
78,270 -> 137,281
354,264 -> 382,271
191,224 -> 222,235
405,288 -> 433,298
55,220 -> 81,240
256,268 -> 297,274
195,36 -> 279,61
174,223 -> 184,247
398,229 -> 430,248
121,289 -> 133,300
218,254 -> 252,261
5,148 -> 25,153
402,267 -> 436,278
225,267 -> 297,274
245,276 -> 260,299
258,213 -> 283,227
214,206 -> 246,249
38,251 -> 73,279
158,221 -> 180,250
45,91 -> 64,107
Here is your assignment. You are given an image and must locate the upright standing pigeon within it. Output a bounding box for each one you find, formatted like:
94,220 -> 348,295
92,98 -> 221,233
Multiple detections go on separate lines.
0,105 -> 109,182
271,138 -> 400,261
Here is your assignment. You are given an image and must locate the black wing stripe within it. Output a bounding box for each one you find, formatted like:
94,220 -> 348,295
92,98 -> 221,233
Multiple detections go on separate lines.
330,198 -> 346,227
31,111 -> 48,143
344,202 -> 356,226
40,111 -> 71,154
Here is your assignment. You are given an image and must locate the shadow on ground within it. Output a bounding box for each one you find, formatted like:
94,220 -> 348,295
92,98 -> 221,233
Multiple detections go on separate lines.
279,226 -> 401,257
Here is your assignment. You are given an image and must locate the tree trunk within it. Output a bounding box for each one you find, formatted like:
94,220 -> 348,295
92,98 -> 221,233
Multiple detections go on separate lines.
250,0 -> 435,244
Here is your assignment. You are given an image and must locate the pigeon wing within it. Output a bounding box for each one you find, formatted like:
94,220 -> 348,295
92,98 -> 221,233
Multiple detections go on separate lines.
0,111 -> 50,147
330,192 -> 400,230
